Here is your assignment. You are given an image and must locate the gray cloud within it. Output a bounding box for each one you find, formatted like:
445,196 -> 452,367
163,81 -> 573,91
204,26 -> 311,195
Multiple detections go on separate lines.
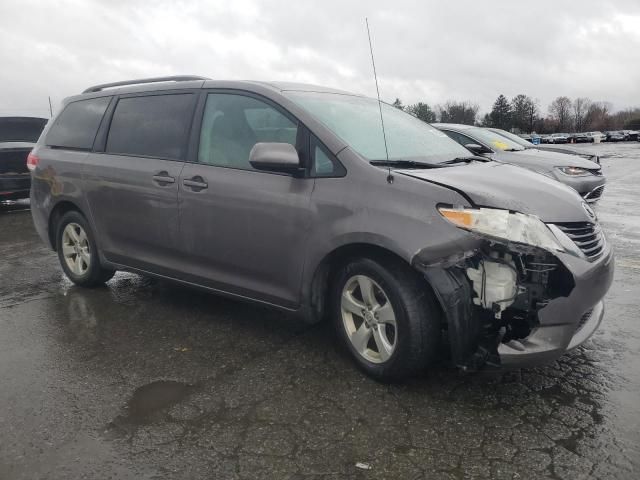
1,0 -> 639,118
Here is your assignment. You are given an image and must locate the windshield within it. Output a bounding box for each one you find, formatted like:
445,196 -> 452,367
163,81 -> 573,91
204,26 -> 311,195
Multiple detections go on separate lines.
462,126 -> 525,151
489,128 -> 532,148
285,92 -> 470,164
0,117 -> 48,143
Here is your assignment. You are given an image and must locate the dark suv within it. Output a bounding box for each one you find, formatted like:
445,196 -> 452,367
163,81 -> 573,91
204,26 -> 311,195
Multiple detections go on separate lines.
30,76 -> 614,380
1,116 -> 48,201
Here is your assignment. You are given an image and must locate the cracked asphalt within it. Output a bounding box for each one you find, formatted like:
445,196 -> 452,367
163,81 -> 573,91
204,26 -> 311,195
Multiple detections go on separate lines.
1,142 -> 639,480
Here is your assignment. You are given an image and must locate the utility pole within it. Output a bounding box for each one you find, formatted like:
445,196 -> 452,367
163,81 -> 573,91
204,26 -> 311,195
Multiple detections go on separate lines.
48,96 -> 53,117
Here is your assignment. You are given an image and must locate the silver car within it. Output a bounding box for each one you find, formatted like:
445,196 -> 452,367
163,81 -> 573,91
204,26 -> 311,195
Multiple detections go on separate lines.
436,124 -> 606,203
30,76 -> 614,380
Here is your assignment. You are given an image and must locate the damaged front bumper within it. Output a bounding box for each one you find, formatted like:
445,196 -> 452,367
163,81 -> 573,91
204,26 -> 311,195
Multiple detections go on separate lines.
414,233 -> 614,370
498,300 -> 604,367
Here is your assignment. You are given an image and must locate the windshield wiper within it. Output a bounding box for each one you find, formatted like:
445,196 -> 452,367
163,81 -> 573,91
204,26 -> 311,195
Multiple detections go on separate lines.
370,159 -> 442,169
504,148 -> 524,152
439,156 -> 487,165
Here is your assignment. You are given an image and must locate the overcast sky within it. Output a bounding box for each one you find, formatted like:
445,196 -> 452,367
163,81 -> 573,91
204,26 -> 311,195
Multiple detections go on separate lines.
1,0 -> 639,118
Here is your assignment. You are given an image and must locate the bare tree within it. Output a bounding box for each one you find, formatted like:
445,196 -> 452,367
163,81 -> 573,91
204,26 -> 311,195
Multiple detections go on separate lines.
573,97 -> 591,132
525,97 -> 540,133
584,101 -> 613,131
549,96 -> 573,132
438,100 -> 479,125
511,94 -> 539,133
392,98 -> 404,110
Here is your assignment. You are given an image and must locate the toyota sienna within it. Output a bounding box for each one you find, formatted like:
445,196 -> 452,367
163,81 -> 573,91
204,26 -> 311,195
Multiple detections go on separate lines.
29,76 -> 614,380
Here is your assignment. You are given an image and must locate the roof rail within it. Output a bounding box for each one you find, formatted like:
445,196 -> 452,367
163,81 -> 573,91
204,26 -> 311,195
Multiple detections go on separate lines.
82,75 -> 210,94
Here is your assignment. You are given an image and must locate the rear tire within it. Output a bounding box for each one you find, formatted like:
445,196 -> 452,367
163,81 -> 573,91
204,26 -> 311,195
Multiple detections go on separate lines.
330,257 -> 441,381
56,210 -> 115,287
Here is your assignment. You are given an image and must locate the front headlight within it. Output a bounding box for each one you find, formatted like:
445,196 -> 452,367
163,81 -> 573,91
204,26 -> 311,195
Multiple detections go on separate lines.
557,166 -> 592,176
438,207 -> 563,253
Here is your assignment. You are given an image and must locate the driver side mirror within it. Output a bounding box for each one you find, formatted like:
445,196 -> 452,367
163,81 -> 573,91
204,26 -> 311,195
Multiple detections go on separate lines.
464,143 -> 491,155
249,142 -> 304,176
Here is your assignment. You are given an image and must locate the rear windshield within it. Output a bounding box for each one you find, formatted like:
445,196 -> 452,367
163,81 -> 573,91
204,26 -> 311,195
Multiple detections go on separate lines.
46,97 -> 111,150
285,91 -> 470,164
0,117 -> 48,142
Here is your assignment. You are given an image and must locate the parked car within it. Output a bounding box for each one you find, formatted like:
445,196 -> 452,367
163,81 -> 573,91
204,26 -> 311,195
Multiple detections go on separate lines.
604,131 -> 625,142
489,128 -> 601,165
585,131 -> 606,143
621,130 -> 639,141
0,116 -> 47,201
548,133 -> 569,144
439,124 -> 606,202
571,132 -> 590,143
29,76 -> 613,380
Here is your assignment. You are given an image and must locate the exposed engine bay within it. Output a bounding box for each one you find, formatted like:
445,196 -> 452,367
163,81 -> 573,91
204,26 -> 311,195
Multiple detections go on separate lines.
422,242 -> 575,370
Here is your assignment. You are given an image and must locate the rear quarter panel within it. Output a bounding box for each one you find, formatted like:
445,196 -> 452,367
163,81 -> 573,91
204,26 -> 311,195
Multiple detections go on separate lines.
30,145 -> 93,248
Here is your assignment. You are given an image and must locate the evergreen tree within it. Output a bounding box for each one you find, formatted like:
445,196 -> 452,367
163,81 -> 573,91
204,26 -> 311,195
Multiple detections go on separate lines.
406,102 -> 436,123
489,94 -> 512,130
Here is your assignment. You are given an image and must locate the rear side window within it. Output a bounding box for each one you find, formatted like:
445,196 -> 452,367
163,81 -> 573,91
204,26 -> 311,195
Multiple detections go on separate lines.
46,97 -> 111,149
106,94 -> 194,160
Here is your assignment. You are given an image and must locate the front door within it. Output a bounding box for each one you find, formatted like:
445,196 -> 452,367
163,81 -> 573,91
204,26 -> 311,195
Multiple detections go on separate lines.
177,92 -> 313,308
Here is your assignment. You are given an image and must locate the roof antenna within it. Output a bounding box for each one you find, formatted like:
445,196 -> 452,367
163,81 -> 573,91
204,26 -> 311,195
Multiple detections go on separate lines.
365,18 -> 393,184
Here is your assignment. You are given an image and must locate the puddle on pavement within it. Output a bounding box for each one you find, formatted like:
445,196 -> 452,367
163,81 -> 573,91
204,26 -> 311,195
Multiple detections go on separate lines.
114,380 -> 197,427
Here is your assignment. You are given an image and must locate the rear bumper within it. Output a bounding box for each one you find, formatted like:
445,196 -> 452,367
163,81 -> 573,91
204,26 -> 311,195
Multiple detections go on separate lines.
0,174 -> 30,199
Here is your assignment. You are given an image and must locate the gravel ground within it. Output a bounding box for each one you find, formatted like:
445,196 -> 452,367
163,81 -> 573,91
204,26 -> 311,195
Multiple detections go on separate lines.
1,142 -> 639,480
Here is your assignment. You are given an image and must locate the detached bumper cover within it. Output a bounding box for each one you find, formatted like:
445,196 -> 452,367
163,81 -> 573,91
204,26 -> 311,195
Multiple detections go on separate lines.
498,244 -> 614,367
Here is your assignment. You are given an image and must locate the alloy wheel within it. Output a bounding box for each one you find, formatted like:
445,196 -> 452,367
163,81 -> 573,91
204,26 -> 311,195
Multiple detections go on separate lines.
61,223 -> 91,276
340,275 -> 397,363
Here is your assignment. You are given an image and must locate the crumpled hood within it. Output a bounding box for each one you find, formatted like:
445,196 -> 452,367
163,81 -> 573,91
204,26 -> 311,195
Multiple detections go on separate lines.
398,161 -> 594,223
494,149 -> 600,172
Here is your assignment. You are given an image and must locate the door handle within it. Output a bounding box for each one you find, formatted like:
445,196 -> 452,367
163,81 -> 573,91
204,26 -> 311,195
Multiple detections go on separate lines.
183,177 -> 208,191
152,173 -> 176,185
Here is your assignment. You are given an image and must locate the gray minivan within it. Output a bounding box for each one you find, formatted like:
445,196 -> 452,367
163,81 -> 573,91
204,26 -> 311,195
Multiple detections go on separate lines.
29,76 -> 614,380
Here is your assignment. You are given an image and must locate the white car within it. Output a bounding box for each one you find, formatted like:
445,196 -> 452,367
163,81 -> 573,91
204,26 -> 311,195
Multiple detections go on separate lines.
585,131 -> 606,143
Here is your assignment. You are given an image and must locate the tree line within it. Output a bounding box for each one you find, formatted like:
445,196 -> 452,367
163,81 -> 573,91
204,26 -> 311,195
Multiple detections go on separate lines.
392,95 -> 640,133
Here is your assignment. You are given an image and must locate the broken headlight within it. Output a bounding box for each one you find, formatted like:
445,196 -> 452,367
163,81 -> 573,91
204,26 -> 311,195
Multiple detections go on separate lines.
438,207 -> 565,253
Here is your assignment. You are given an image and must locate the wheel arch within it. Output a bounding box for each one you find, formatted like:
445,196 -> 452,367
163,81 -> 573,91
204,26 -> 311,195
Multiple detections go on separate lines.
304,242 -> 422,324
47,200 -> 86,250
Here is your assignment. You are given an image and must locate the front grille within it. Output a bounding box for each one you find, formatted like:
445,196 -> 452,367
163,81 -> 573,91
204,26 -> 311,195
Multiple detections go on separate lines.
554,222 -> 605,261
576,309 -> 593,333
582,184 -> 605,201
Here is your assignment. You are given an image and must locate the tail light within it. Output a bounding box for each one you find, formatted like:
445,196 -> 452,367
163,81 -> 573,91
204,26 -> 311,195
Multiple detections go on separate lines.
26,152 -> 39,171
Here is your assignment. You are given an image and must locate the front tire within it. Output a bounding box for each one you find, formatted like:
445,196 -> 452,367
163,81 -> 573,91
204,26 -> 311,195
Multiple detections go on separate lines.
331,257 -> 441,381
56,210 -> 115,287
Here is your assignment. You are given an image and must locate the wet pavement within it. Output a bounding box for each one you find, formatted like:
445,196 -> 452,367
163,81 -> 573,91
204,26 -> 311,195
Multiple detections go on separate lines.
1,142 -> 639,479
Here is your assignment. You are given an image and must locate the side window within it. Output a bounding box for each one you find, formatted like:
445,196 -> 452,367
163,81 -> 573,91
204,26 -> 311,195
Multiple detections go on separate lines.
46,97 -> 111,150
198,93 -> 298,170
106,94 -> 194,160
311,137 -> 345,177
444,130 -> 478,149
